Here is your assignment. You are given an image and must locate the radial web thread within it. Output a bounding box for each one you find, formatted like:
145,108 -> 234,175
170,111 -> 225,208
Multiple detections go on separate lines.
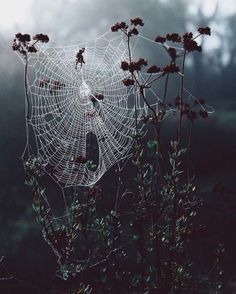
23,32 -> 153,187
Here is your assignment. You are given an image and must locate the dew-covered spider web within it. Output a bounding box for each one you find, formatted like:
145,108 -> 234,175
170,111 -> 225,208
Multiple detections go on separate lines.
18,31 -> 161,188
14,28 -> 215,279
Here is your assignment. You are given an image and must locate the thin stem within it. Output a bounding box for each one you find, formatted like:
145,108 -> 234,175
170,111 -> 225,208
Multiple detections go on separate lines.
156,73 -> 170,160
139,88 -> 162,188
187,121 -> 194,183
126,33 -> 139,133
114,165 -> 122,212
177,51 -> 186,144
32,39 -> 39,47
22,41 -> 40,159
22,54 -> 30,158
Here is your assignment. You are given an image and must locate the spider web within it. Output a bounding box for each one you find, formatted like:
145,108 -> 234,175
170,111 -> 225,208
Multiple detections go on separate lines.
22,32 -> 155,187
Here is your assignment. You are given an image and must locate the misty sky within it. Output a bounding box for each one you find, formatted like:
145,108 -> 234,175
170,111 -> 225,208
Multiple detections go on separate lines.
0,0 -> 236,186
0,0 -> 236,283
0,0 -> 235,38
0,0 -> 235,32
0,0 -> 233,69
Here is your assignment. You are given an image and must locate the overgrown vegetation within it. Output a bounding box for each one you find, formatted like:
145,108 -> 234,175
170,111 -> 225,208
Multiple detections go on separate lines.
11,18 -> 225,293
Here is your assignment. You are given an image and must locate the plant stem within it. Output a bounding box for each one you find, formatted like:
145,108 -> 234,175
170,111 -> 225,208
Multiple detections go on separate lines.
177,51 -> 186,144
22,54 -> 31,158
187,121 -> 194,183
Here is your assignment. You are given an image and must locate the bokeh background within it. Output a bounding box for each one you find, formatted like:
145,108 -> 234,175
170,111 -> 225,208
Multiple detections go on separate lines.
0,0 -> 236,292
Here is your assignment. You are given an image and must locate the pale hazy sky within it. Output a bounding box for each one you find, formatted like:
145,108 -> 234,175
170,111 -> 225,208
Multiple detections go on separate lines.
0,0 -> 235,55
0,0 -> 32,31
189,0 -> 236,17
0,0 -> 235,33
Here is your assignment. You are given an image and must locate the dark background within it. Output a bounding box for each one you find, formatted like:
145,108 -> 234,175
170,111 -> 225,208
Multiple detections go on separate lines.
0,0 -> 236,292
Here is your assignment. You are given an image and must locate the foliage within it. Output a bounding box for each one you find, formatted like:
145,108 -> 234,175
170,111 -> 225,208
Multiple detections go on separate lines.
13,18 -> 225,293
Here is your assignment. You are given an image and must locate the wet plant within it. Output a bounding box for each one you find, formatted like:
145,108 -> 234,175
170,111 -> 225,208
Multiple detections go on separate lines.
12,18 -> 224,293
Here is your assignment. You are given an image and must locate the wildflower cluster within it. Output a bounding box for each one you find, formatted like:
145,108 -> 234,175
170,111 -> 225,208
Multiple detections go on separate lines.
162,63 -> 180,74
111,17 -> 144,37
155,27 -> 211,53
172,96 -> 209,121
146,65 -> 161,73
121,58 -> 148,72
12,32 -> 49,58
122,78 -> 135,86
14,18 -> 223,294
120,58 -> 148,86
33,33 -> 49,43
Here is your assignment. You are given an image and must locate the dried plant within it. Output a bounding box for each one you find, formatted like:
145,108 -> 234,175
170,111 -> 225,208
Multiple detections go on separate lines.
12,19 -> 224,293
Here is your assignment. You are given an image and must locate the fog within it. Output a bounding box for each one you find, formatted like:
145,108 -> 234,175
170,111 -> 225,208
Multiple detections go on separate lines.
0,0 -> 236,287
0,0 -> 235,200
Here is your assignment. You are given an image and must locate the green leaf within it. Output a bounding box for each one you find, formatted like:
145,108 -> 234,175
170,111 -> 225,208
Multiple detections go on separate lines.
147,140 -> 157,149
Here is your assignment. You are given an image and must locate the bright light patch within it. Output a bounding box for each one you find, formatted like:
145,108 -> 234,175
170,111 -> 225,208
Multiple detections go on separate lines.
202,0 -> 216,17
0,0 -> 31,31
189,0 -> 236,18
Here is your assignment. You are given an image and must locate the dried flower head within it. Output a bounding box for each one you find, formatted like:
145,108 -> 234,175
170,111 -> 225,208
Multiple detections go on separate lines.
147,65 -> 161,73
121,58 -> 148,73
155,36 -> 166,43
130,27 -> 139,35
121,61 -> 129,71
12,33 -> 31,57
12,40 -> 20,51
15,33 -> 31,43
111,21 -> 128,32
130,17 -> 144,27
122,78 -> 135,86
28,46 -> 38,53
33,33 -> 49,43
12,32 -> 49,58
198,27 -> 211,36
130,58 -> 148,72
136,58 -> 148,68
183,32 -> 202,52
185,40 -> 201,52
111,18 -> 144,37
166,33 -> 181,42
183,32 -> 193,42
163,64 -> 180,74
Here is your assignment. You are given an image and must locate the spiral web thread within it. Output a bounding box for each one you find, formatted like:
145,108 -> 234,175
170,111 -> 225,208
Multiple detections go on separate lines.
22,32 -> 159,188
14,30 -> 216,273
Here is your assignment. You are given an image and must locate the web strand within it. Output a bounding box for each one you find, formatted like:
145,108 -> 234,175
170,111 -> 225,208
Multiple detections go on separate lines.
25,32 -> 150,187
